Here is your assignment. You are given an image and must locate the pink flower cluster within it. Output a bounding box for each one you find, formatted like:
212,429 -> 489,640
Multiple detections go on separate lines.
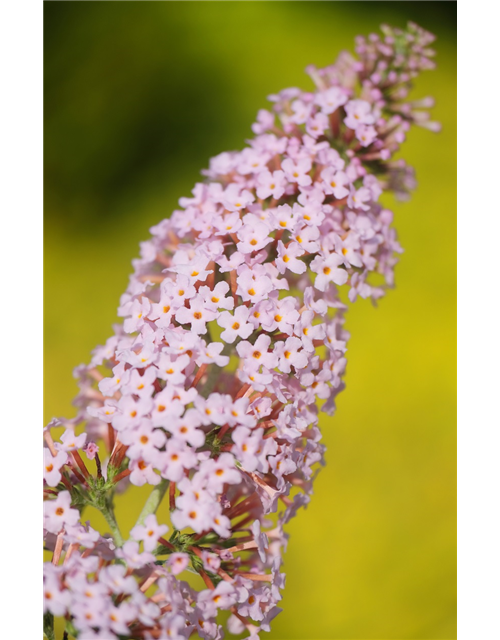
43,23 -> 437,640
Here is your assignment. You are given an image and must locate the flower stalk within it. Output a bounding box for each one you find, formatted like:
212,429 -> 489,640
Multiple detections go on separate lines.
99,499 -> 124,548
134,478 -> 169,529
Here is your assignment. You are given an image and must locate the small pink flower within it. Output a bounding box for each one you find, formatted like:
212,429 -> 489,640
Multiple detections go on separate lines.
251,108 -> 275,134
161,439 -> 197,482
356,123 -> 378,147
98,363 -> 130,397
237,334 -> 276,371
129,458 -> 162,486
121,367 -> 157,399
275,240 -> 306,275
156,353 -> 190,385
196,341 -> 230,368
320,167 -> 349,199
217,306 -> 254,344
171,494 -> 212,533
83,442 -> 99,461
256,170 -> 287,200
167,409 -> 205,448
281,157 -> 312,187
112,396 -> 153,432
175,295 -> 217,335
117,540 -> 155,569
220,183 -> 255,212
295,310 -> 326,352
43,448 -> 68,487
123,298 -> 151,334
168,256 -> 214,283
274,337 -> 308,373
348,186 -> 371,211
199,453 -> 241,493
232,426 -> 262,472
236,265 -> 273,303
315,86 -> 348,114
130,514 -> 169,552
269,203 -> 297,233
237,214 -> 273,254
306,111 -> 329,138
344,99 -> 375,129
44,574 -> 71,617
121,422 -> 166,461
289,98 -> 313,125
168,552 -> 190,575
44,490 -> 80,533
199,281 -> 234,312
310,253 -> 349,290
197,581 -> 237,617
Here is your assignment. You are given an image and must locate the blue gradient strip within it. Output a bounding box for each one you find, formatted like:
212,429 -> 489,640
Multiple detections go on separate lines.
458,21 -> 500,640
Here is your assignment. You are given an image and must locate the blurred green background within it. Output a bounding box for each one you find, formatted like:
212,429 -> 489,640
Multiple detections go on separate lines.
44,2 -> 456,639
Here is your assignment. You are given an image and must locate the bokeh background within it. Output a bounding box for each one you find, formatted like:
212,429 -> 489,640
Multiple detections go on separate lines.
44,2 -> 456,639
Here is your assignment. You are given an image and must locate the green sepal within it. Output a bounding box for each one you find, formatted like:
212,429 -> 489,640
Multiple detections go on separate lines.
168,528 -> 180,544
169,532 -> 197,553
190,553 -> 204,573
155,544 -> 174,556
195,531 -> 220,545
65,619 -> 78,638
43,612 -> 55,640
190,554 -> 223,587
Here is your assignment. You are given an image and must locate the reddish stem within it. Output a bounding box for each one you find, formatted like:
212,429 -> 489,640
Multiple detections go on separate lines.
199,569 -> 215,590
71,451 -> 91,480
52,530 -> 65,566
206,261 -> 215,290
235,572 -> 272,582
230,270 -> 238,303
115,443 -> 129,469
113,468 -> 131,484
226,494 -> 258,520
43,431 -> 58,457
158,537 -> 176,552
67,462 -> 87,487
218,567 -> 235,583
108,424 -> 116,454
190,364 -> 208,389
235,383 -> 251,400
232,513 -> 255,531
169,482 -> 176,511
95,453 -> 103,479
60,474 -> 73,491
218,423 -> 231,441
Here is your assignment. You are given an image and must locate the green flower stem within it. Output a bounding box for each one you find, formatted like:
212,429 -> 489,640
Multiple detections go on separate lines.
134,478 -> 169,528
100,501 -> 124,548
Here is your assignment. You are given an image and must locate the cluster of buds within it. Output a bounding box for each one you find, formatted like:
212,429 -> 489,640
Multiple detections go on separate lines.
43,22 -> 437,640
